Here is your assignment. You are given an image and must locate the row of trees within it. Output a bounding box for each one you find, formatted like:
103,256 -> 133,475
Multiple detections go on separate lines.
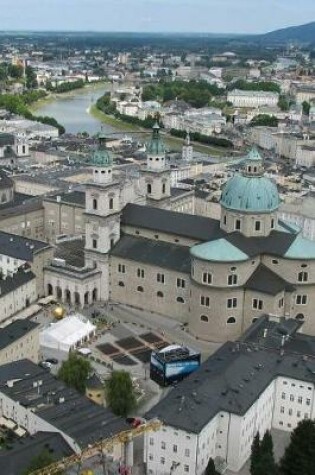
46,78 -> 85,93
142,79 -> 224,108
58,353 -> 137,417
169,127 -> 233,148
0,92 -> 65,135
250,420 -> 315,475
228,79 -> 281,93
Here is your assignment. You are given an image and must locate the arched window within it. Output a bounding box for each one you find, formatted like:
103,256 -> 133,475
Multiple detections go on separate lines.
227,317 -> 236,324
200,315 -> 209,322
176,297 -> 185,303
47,283 -> 53,295
147,183 -> 152,194
298,271 -> 308,282
118,281 -> 125,287
137,286 -> 144,292
253,167 -> 257,173
109,198 -> 114,210
93,198 -> 98,210
157,291 -> 164,298
162,183 -> 166,194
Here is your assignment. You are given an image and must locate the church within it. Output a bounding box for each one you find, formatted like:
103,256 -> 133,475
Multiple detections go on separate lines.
44,126 -> 315,342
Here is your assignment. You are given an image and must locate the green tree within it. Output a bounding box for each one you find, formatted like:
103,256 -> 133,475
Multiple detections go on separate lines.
302,101 -> 311,115
250,114 -> 279,127
58,353 -> 92,393
278,95 -> 290,111
250,432 -> 261,475
105,370 -> 137,417
23,449 -> 58,474
25,66 -> 38,89
279,420 -> 315,475
205,457 -> 219,475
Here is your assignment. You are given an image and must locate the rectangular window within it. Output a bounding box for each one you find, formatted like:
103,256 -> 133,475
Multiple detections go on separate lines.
280,406 -> 284,413
118,264 -> 126,273
298,396 -> 303,404
252,298 -> 263,310
173,445 -> 178,453
92,239 -> 97,249
235,219 -> 241,230
228,274 -> 238,286
227,298 -> 237,309
157,273 -> 165,283
289,409 -> 293,416
137,268 -> 145,278
279,298 -> 284,308
296,295 -> 307,305
202,272 -> 212,284
306,398 -> 311,406
281,392 -> 286,400
160,457 -> 165,465
161,442 -> 166,450
185,449 -> 190,457
290,394 -> 294,402
184,466 -> 189,473
149,438 -> 154,446
177,278 -> 186,288
200,296 -> 210,307
255,221 -> 261,231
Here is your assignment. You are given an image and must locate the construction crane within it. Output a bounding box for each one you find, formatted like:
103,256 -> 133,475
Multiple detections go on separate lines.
30,418 -> 162,475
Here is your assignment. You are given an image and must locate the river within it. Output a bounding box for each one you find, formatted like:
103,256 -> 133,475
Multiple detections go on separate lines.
34,85 -> 120,136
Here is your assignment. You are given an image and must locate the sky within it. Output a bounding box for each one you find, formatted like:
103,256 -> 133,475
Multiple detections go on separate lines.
0,0 -> 314,34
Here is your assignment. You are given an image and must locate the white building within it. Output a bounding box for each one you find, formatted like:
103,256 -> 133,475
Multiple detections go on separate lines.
145,320 -> 315,474
228,90 -> 279,108
278,195 -> 315,241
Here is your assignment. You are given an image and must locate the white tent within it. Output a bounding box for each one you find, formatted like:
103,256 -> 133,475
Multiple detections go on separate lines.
40,314 -> 96,352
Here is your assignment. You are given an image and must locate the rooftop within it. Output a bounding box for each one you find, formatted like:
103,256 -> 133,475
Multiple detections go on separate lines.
147,338 -> 315,434
111,235 -> 191,274
0,231 -> 50,261
0,360 -> 129,449
0,320 -> 39,351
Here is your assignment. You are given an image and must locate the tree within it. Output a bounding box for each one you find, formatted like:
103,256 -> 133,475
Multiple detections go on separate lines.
278,95 -> 290,111
105,370 -> 137,417
250,432 -> 261,475
250,431 -> 277,475
58,353 -> 92,393
205,457 -> 219,475
302,101 -> 311,116
279,419 -> 315,475
250,114 -> 279,127
25,66 -> 38,89
23,449 -> 61,474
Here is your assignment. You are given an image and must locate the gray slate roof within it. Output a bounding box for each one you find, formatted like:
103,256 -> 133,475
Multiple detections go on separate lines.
44,190 -> 85,207
0,267 -> 36,297
0,431 -> 73,475
0,231 -> 50,261
0,360 -> 129,449
111,235 -> 191,273
146,340 -> 315,434
121,203 -> 223,242
0,320 -> 39,351
245,264 -> 295,296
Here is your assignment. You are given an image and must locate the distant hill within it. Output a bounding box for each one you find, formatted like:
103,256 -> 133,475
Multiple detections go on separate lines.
260,21 -> 315,43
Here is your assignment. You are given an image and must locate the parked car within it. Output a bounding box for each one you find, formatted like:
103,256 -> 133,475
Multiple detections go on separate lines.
44,358 -> 58,365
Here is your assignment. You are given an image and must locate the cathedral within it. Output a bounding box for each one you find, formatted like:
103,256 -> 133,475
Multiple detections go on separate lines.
44,127 -> 315,342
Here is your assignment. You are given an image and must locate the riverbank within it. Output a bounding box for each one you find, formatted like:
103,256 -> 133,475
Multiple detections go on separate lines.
31,81 -> 110,113
90,104 -> 227,156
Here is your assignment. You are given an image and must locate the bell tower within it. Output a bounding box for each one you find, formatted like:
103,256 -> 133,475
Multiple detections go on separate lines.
85,133 -> 121,301
142,123 -> 171,209
182,131 -> 193,162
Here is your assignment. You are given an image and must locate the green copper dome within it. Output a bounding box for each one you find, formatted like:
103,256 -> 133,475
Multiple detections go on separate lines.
221,146 -> 280,213
146,123 -> 166,157
90,132 -> 112,167
220,174 -> 280,213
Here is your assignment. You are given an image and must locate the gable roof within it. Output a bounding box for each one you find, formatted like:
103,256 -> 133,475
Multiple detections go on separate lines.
245,264 -> 295,296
